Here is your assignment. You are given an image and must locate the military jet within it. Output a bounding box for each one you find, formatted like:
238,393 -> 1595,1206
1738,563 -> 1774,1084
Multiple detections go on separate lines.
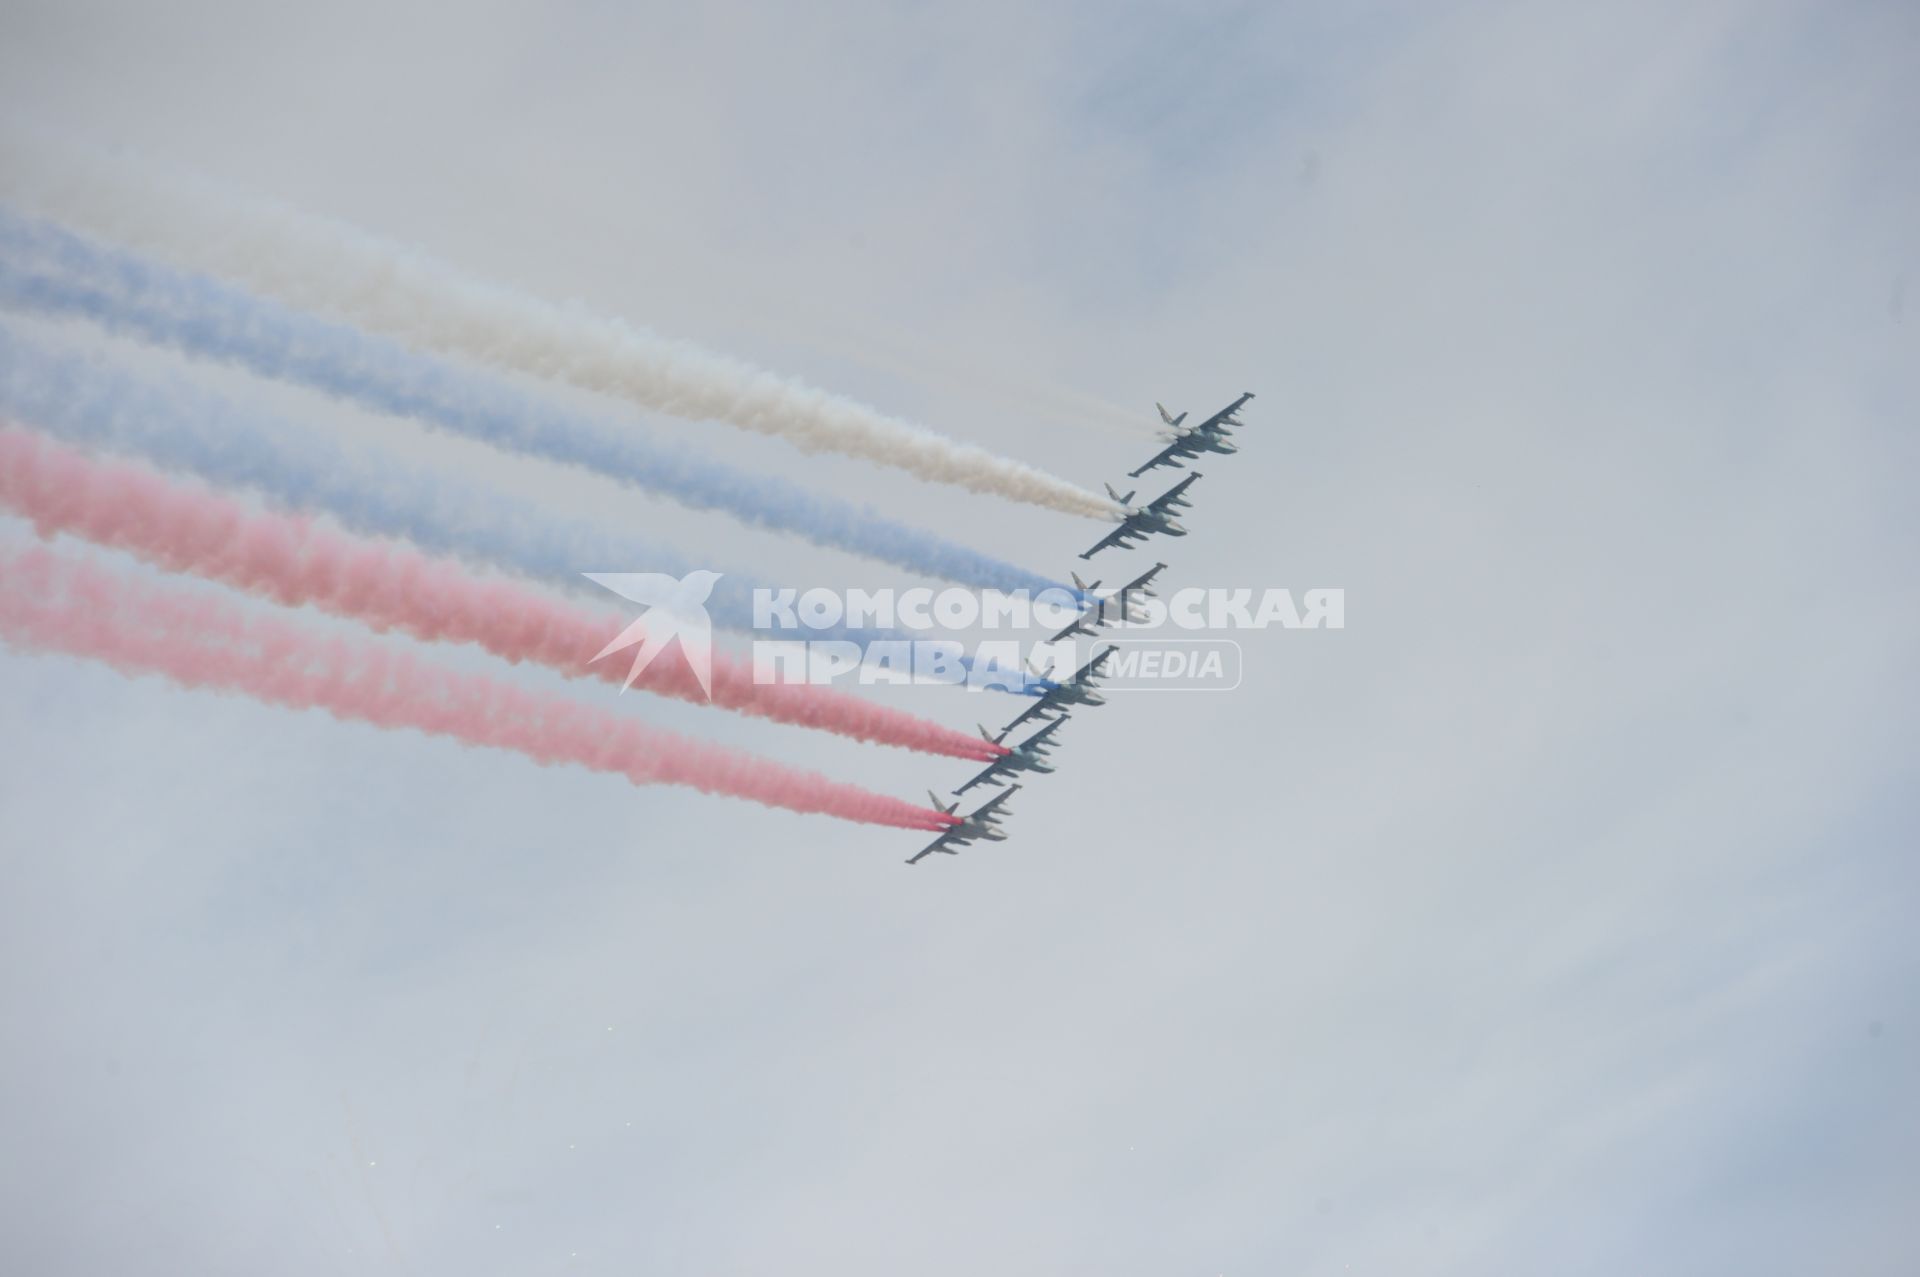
1003,646 -> 1116,734
1048,563 -> 1167,642
1080,473 -> 1202,559
1129,393 -> 1254,478
954,716 -> 1067,795
907,785 -> 1020,865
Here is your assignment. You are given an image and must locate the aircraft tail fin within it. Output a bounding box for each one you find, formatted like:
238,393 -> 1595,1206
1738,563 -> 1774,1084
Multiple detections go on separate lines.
1105,482 -> 1137,507
928,790 -> 957,816
1157,403 -> 1187,427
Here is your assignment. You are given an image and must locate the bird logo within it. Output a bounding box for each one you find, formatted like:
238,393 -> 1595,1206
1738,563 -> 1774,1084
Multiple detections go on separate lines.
583,570 -> 722,699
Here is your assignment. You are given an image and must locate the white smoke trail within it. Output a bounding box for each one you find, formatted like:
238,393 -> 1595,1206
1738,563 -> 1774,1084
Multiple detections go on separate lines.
0,134 -> 1120,519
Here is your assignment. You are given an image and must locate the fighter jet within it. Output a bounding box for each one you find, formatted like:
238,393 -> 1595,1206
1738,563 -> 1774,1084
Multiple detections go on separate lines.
1129,393 -> 1254,478
1048,563 -> 1167,642
907,785 -> 1020,865
1080,473 -> 1202,559
1003,646 -> 1116,733
953,716 -> 1067,795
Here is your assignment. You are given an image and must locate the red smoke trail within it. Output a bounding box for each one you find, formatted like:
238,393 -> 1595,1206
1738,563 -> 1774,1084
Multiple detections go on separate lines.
0,543 -> 959,831
0,426 -> 1003,762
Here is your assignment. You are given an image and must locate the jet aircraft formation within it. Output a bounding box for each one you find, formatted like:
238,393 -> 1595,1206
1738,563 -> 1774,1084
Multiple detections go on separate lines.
909,392 -> 1255,864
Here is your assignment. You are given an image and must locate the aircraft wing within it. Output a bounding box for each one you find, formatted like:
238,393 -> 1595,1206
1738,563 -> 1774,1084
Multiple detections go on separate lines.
953,760 -> 1005,795
1001,693 -> 1061,734
1021,716 -> 1067,751
906,829 -> 961,865
1079,520 -> 1144,560
1049,611 -> 1100,643
1145,472 -> 1202,514
1074,645 -> 1117,683
1192,392 -> 1254,434
970,785 -> 1020,822
1120,563 -> 1167,596
1096,562 -> 1166,624
1127,435 -> 1198,479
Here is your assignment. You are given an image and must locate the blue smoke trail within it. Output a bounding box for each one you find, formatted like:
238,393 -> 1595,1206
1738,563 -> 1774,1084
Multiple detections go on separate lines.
0,207 -> 1067,596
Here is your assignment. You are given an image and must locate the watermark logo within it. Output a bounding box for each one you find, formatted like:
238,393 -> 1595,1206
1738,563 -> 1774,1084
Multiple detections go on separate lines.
585,576 -> 1339,696
584,570 -> 721,699
1098,638 -> 1244,692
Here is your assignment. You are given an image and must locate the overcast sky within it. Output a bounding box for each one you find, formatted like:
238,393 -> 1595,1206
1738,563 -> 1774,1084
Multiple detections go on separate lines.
1,0 -> 1916,1272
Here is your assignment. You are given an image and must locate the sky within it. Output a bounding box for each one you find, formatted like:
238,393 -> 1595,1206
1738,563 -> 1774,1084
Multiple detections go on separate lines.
1,0 -> 1917,1272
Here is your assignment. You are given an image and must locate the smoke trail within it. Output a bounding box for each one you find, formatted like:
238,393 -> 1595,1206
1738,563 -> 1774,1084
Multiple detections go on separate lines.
0,543 -> 960,831
0,427 -> 1007,761
0,209 -> 1069,595
0,137 -> 1119,518
0,327 -> 1055,695
0,322 -> 877,647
